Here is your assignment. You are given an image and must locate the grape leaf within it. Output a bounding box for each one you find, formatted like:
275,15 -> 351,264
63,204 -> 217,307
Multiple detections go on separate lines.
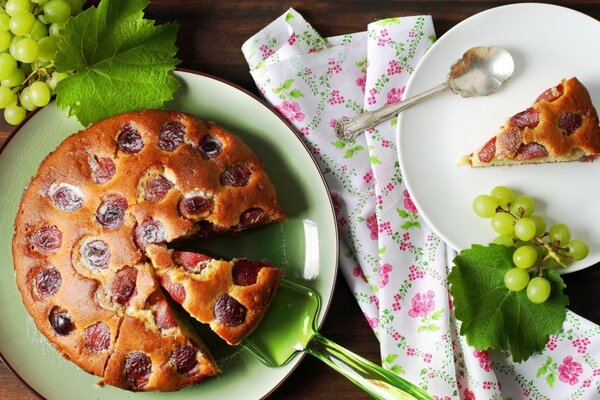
54,0 -> 180,126
448,244 -> 568,362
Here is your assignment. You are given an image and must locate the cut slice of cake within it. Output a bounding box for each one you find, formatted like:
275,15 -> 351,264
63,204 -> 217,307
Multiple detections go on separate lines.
103,263 -> 219,391
147,244 -> 283,346
461,77 -> 600,167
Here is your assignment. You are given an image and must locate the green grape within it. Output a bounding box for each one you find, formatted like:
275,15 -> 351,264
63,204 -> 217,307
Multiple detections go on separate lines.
510,195 -> 535,218
549,223 -> 570,246
493,234 -> 514,247
504,267 -> 529,292
19,86 -> 37,111
491,212 -> 515,235
514,217 -> 536,241
5,0 -> 32,17
0,13 -> 11,31
490,185 -> 514,207
48,21 -> 64,37
37,36 -> 57,61
9,34 -> 23,58
64,0 -> 84,13
529,214 -> 546,237
526,276 -> 551,304
472,194 -> 499,218
1,68 -> 25,87
30,19 -> 48,40
9,11 -> 36,35
4,101 -> 26,125
46,70 -> 69,90
0,30 -> 11,51
36,12 -> 49,24
567,240 -> 589,261
42,0 -> 72,23
0,86 -> 16,108
513,245 -> 538,269
14,36 -> 38,62
0,53 -> 18,80
29,80 -> 51,106
19,60 -> 33,75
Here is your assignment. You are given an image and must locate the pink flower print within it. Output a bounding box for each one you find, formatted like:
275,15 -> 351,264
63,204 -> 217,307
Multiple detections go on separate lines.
406,347 -> 415,356
381,139 -> 391,148
363,170 -> 374,184
546,335 -> 557,350
385,182 -> 394,191
594,368 -> 600,376
275,100 -> 305,123
473,350 -> 492,372
366,213 -> 378,240
408,30 -> 415,38
356,75 -> 366,93
392,293 -> 401,311
328,90 -> 345,105
482,381 -> 492,390
386,86 -> 406,106
369,295 -> 379,309
329,118 -> 338,128
558,356 -> 583,385
352,265 -> 367,283
299,126 -> 309,136
327,58 -> 342,74
377,195 -> 383,205
572,337 -> 591,354
583,379 -> 591,388
463,388 -> 475,400
408,291 -> 435,318
403,189 -> 418,214
330,192 -> 342,215
305,67 -> 313,75
387,60 -> 403,76
338,216 -> 347,226
366,315 -> 378,329
392,331 -> 402,341
423,353 -> 432,363
378,263 -> 392,288
408,265 -> 424,281
259,43 -> 274,58
377,30 -> 392,47
287,33 -> 296,46
379,221 -> 392,236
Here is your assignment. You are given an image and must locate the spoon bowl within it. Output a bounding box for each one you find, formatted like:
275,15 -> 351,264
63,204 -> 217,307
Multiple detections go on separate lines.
448,46 -> 514,97
334,46 -> 515,141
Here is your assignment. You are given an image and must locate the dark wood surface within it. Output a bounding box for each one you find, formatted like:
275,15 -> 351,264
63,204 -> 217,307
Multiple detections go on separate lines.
2,1 -> 600,399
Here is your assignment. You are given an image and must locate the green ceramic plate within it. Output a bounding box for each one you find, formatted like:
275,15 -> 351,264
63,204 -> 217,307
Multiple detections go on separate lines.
0,70 -> 338,399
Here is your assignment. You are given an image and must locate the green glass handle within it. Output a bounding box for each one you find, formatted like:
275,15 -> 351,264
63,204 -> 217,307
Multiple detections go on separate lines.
304,332 -> 433,400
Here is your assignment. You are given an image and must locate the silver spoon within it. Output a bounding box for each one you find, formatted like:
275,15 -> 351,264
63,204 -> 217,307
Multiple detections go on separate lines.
334,46 -> 515,141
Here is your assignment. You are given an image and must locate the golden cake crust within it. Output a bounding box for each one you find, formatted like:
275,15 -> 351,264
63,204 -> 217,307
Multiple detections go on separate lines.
12,110 -> 285,391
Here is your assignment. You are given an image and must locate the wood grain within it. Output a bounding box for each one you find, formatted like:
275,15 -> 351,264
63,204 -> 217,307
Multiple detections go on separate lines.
2,1 -> 600,399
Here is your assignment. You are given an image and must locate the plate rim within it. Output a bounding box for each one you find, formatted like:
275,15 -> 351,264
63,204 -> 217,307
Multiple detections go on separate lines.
396,2 -> 600,274
0,68 -> 340,400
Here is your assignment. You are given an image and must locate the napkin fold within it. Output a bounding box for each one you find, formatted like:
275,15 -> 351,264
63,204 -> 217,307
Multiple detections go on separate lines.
242,8 -> 600,399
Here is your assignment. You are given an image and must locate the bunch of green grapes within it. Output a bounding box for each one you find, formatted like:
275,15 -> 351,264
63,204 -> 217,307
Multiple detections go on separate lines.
472,186 -> 589,304
0,0 -> 85,125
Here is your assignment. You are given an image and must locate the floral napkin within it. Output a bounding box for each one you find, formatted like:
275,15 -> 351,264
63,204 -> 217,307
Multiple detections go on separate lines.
242,8 -> 600,399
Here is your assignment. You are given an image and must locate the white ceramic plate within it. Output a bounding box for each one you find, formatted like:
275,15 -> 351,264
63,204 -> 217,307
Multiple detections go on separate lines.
0,70 -> 338,399
397,3 -> 600,273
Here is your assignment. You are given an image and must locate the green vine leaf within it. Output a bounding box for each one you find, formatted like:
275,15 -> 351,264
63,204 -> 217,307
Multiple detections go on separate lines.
448,244 -> 568,362
55,0 -> 180,126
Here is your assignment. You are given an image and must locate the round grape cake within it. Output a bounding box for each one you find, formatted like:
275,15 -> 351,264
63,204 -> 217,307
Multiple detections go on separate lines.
12,110 -> 285,391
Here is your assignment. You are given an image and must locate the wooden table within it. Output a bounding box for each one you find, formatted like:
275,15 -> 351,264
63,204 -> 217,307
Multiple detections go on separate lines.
2,1 -> 600,399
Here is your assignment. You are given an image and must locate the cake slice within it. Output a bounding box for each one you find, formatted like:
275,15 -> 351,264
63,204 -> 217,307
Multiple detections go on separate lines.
103,263 -> 219,391
461,77 -> 600,166
147,244 -> 283,346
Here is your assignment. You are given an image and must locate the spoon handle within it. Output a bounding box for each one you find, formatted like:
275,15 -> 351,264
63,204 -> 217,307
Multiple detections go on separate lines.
304,331 -> 433,400
334,82 -> 449,141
